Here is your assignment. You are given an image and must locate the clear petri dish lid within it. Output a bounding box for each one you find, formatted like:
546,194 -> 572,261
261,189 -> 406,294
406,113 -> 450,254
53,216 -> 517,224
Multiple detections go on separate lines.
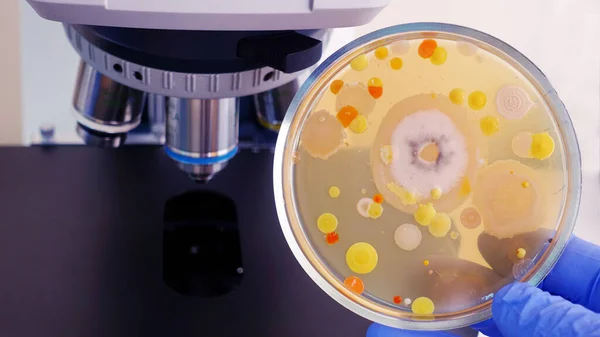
273,23 -> 581,330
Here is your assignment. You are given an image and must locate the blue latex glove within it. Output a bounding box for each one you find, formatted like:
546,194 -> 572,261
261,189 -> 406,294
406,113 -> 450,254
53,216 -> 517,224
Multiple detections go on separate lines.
367,236 -> 600,337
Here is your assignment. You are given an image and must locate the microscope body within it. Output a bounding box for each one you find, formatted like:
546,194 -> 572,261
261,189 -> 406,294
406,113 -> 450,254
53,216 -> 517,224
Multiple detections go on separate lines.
0,1 -> 391,336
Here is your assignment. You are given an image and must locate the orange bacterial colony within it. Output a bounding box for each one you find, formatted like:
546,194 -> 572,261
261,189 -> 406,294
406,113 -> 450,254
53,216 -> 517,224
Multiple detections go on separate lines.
418,39 -> 437,58
292,35 -> 566,316
337,106 -> 359,128
330,80 -> 344,94
325,232 -> 340,245
367,77 -> 384,99
344,276 -> 365,295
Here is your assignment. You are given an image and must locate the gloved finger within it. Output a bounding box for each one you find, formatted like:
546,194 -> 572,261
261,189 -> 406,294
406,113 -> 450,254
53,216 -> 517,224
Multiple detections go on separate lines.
366,323 -> 463,337
477,228 -> 554,278
413,255 -> 503,313
492,282 -> 600,337
540,236 -> 600,312
477,231 -> 600,312
468,228 -> 552,337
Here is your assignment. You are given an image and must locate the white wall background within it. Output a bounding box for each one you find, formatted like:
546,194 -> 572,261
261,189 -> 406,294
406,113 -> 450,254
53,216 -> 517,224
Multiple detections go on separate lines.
0,0 -> 23,144
19,1 -> 80,143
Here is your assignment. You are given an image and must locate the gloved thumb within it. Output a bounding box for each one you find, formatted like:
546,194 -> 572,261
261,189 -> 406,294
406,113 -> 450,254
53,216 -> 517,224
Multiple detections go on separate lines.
492,282 -> 600,337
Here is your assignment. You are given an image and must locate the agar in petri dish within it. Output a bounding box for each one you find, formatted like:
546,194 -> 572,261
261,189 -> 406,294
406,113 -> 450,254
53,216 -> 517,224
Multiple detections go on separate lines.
276,23 -> 579,330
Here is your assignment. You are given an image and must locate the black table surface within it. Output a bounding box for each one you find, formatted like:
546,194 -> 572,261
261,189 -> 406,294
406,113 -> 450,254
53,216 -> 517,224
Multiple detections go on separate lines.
0,146 -> 370,337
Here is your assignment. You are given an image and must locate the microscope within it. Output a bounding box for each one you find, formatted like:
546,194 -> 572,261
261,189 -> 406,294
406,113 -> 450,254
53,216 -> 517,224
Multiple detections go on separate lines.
0,1 -> 389,336
29,0 -> 388,182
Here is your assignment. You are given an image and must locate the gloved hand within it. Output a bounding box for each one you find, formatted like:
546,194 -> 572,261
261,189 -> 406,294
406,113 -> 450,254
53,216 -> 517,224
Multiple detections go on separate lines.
367,236 -> 600,337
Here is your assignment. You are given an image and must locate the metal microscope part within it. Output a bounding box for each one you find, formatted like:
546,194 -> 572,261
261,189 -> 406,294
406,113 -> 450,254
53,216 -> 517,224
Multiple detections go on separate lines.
252,69 -> 311,131
165,97 -> 239,183
63,24 -> 326,99
29,95 -> 278,149
253,78 -> 299,132
71,25 -> 326,74
72,60 -> 146,147
147,94 -> 167,143
75,124 -> 126,148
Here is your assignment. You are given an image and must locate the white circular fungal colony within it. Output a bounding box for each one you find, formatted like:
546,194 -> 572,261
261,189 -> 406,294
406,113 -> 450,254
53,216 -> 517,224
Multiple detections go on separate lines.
390,110 -> 468,197
371,94 -> 483,214
390,40 -> 410,55
356,198 -> 374,218
394,223 -> 423,251
495,86 -> 533,120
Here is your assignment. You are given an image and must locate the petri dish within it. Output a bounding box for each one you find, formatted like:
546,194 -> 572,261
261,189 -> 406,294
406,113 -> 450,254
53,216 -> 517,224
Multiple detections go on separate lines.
273,23 -> 581,330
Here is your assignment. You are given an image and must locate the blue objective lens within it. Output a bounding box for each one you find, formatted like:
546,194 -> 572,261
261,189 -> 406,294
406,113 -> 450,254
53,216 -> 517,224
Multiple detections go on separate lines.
165,146 -> 238,166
